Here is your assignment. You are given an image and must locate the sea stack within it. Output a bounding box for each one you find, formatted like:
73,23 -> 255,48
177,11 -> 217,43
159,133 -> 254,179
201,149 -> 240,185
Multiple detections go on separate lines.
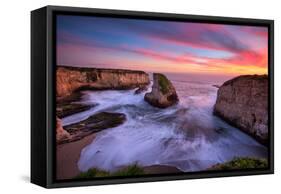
144,73 -> 179,108
214,75 -> 268,144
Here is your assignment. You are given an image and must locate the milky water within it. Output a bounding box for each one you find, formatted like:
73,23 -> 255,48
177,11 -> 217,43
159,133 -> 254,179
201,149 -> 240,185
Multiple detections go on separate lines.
62,80 -> 267,172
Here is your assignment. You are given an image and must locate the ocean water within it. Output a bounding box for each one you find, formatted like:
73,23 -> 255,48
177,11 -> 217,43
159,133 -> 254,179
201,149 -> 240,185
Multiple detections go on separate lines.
61,78 -> 267,173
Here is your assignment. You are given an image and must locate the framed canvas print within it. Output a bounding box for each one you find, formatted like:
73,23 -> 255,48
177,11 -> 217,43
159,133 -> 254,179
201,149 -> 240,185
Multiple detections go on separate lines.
31,5 -> 274,188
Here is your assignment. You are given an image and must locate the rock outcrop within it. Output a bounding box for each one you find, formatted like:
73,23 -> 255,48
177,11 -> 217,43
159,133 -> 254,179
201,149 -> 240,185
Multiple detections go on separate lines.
56,117 -> 71,143
57,103 -> 94,118
144,73 -> 178,108
62,112 -> 126,144
56,92 -> 95,118
214,75 -> 268,144
57,66 -> 150,98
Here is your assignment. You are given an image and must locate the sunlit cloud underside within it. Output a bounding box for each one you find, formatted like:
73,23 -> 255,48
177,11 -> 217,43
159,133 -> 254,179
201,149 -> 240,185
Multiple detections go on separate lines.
57,15 -> 268,77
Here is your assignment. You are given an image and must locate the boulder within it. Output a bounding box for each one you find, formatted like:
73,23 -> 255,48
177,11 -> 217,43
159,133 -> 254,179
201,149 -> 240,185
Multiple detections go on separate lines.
144,73 -> 178,108
214,75 -> 268,144
56,117 -> 71,143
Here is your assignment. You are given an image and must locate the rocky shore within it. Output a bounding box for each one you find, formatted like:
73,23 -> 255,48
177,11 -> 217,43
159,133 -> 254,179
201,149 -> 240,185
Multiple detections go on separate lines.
56,66 -> 150,144
56,69 -> 184,179
55,70 -> 181,144
56,67 -> 268,179
214,75 -> 268,145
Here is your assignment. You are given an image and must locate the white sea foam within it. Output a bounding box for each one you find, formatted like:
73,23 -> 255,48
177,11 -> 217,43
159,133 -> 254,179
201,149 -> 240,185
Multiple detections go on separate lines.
62,80 -> 267,172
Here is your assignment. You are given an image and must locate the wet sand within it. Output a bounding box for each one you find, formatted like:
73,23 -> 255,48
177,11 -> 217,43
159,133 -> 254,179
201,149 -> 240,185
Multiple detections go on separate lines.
56,132 -> 183,180
56,133 -> 96,180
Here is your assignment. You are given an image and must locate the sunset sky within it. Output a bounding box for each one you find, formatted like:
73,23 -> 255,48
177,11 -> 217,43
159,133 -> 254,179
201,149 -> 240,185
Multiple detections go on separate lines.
56,15 -> 268,78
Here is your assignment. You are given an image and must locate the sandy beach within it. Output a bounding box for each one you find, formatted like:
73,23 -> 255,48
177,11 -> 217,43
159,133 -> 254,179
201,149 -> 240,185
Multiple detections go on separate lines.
56,133 -> 96,180
56,132 -> 183,180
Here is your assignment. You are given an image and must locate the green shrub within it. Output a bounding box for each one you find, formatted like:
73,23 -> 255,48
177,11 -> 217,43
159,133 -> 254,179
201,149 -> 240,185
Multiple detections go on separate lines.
113,164 -> 144,176
209,157 -> 268,170
75,168 -> 110,179
76,164 -> 144,179
158,74 -> 170,94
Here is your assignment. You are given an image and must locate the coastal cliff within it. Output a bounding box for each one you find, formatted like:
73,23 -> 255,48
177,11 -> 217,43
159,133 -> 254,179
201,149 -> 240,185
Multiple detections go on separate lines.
214,75 -> 268,144
57,66 -> 150,98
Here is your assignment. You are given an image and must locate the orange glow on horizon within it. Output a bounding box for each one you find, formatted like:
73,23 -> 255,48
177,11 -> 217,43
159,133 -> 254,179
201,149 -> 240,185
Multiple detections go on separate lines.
57,16 -> 269,78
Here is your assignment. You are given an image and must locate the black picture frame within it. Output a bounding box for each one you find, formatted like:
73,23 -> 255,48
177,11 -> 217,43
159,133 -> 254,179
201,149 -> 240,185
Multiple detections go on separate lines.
31,5 -> 274,188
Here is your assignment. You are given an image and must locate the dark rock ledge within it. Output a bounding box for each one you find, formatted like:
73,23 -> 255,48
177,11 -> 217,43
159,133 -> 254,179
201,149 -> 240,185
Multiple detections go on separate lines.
57,112 -> 126,144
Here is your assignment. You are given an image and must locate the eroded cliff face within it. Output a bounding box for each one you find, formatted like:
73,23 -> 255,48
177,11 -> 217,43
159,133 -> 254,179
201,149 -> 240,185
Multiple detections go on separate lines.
214,75 -> 268,144
57,66 -> 150,98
